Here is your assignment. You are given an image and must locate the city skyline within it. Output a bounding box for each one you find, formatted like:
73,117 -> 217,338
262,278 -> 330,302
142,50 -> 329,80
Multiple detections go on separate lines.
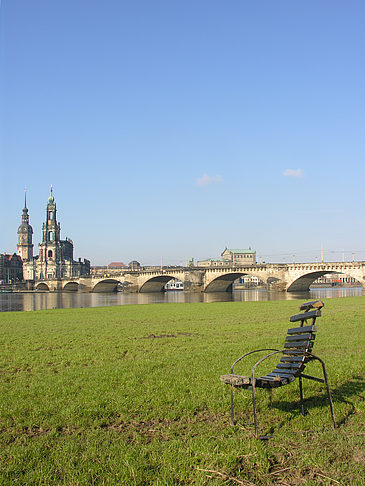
5,185 -> 364,267
1,1 -> 364,266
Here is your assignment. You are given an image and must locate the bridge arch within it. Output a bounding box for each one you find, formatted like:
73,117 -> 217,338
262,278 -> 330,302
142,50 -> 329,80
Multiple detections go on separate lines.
63,282 -> 79,292
139,275 -> 176,293
36,283 -> 50,291
287,270 -> 363,292
204,272 -> 265,292
92,279 -> 122,293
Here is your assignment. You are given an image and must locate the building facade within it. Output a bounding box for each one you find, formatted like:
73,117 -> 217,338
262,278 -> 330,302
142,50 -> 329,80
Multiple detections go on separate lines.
197,259 -> 230,267
312,273 -> 360,286
197,248 -> 257,267
20,187 -> 90,281
0,253 -> 23,283
221,248 -> 256,264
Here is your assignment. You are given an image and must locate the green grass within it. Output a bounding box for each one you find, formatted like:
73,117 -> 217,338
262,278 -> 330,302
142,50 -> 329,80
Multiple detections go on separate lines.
0,297 -> 364,485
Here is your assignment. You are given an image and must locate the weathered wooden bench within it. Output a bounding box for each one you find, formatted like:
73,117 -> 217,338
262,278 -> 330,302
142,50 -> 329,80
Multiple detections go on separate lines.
220,300 -> 336,437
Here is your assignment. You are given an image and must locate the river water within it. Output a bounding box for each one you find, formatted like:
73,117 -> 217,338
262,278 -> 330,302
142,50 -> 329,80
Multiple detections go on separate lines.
0,287 -> 363,312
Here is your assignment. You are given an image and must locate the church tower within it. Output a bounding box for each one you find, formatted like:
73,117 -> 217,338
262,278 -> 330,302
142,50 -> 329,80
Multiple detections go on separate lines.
38,186 -> 62,279
17,188 -> 34,261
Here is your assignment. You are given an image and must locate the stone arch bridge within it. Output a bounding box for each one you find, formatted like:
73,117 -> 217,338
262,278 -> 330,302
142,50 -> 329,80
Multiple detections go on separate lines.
35,262 -> 365,293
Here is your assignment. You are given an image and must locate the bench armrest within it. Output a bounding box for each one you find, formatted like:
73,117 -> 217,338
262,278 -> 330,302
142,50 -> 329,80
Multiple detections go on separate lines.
231,348 -> 280,373
251,349 -> 286,380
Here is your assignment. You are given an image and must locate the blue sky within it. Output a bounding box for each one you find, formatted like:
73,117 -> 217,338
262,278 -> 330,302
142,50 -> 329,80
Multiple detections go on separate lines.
1,0 -> 364,266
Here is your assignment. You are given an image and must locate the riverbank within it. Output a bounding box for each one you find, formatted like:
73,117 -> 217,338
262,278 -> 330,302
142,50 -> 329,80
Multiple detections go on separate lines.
1,297 -> 364,484
1,287 -> 364,312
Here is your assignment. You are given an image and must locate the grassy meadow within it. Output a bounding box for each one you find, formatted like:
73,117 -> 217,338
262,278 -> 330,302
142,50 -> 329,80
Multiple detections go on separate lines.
0,297 -> 364,485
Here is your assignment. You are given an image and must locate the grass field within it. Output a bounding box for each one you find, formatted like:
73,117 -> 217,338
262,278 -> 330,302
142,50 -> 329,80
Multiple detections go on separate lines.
0,297 -> 364,485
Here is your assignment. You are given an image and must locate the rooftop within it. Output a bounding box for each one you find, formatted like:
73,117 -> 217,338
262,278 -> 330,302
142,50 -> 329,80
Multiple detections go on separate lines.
224,249 -> 256,254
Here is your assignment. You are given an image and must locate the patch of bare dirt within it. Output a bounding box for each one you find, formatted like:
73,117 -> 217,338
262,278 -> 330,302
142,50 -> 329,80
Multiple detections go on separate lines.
23,425 -> 48,438
136,332 -> 198,339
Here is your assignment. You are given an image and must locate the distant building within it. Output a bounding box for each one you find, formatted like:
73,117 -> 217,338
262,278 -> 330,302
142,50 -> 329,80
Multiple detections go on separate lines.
197,259 -> 229,267
0,253 -> 23,283
197,248 -> 256,267
91,261 -> 142,277
108,262 -> 127,268
221,248 -> 256,264
20,187 -> 90,281
312,273 -> 359,286
91,262 -> 127,277
128,260 -> 141,270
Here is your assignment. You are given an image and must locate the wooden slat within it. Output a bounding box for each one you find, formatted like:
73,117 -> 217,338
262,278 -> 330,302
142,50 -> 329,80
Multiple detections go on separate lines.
258,378 -> 287,387
283,349 -> 309,355
284,341 -> 310,348
299,300 -> 324,311
288,325 -> 317,334
220,374 -> 250,386
280,356 -> 305,363
272,368 -> 297,375
267,371 -> 295,379
276,362 -> 302,369
286,333 -> 313,342
260,375 -> 285,382
266,370 -> 293,378
289,309 -> 321,323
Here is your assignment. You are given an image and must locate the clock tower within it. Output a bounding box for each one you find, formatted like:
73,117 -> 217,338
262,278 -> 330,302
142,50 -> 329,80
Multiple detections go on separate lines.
17,188 -> 34,261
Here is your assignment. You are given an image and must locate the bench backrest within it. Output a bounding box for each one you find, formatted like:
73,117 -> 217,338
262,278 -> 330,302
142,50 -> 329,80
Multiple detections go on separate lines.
274,300 -> 324,378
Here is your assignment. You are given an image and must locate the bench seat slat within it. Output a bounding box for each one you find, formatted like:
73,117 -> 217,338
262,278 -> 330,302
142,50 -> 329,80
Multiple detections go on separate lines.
284,341 -> 311,348
276,362 -> 302,369
270,369 -> 298,376
220,374 -> 250,386
283,349 -> 310,355
266,373 -> 296,382
280,356 -> 306,363
220,374 -> 293,388
289,309 -> 321,322
286,333 -> 313,342
259,375 -> 291,384
299,300 -> 324,311
288,325 -> 317,334
267,370 -> 294,376
271,369 -> 298,376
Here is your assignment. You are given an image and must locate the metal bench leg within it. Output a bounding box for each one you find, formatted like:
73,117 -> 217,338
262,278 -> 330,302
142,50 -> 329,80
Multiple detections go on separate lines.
251,380 -> 258,437
268,387 -> 273,406
230,385 -> 235,425
299,376 -> 305,416
320,361 -> 337,429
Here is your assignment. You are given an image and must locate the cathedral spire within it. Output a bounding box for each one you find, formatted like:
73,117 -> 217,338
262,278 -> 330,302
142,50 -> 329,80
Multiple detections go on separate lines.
18,189 -> 33,261
48,184 -> 55,203
21,188 -> 29,225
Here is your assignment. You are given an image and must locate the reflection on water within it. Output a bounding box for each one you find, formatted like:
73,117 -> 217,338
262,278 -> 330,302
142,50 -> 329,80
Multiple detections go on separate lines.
0,287 -> 363,312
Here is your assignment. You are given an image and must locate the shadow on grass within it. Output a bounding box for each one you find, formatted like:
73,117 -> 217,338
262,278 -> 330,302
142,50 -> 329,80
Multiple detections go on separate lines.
270,375 -> 365,425
229,376 -> 365,437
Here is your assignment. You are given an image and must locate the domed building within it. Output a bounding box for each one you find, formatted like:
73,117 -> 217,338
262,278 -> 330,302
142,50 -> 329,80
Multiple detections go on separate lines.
128,260 -> 141,270
20,187 -> 90,282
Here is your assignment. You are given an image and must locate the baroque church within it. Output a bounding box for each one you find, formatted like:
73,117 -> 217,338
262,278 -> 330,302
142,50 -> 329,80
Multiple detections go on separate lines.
18,187 -> 90,281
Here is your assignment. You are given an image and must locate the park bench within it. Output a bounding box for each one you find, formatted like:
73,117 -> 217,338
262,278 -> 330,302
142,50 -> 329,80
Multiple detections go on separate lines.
220,300 -> 336,437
